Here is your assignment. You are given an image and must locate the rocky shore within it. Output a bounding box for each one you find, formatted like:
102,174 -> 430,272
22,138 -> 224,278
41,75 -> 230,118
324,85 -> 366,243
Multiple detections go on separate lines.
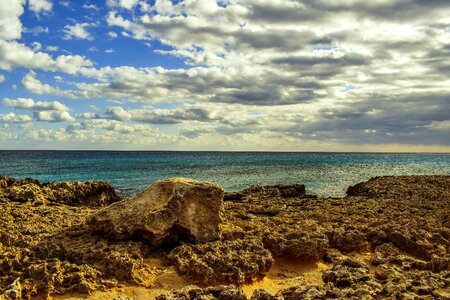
1,175 -> 449,299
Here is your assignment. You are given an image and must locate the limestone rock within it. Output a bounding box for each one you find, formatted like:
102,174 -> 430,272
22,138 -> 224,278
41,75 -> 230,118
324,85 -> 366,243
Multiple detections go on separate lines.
2,278 -> 21,300
87,178 -> 224,245
156,285 -> 246,300
168,239 -> 273,284
224,184 -> 306,201
0,176 -> 120,207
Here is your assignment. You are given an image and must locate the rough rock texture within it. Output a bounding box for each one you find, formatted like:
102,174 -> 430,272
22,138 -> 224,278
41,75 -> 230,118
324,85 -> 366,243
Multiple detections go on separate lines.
1,175 -> 450,299
156,285 -> 246,300
87,178 -> 224,245
0,176 -> 120,207
169,239 -> 273,284
346,175 -> 450,200
224,184 -> 306,201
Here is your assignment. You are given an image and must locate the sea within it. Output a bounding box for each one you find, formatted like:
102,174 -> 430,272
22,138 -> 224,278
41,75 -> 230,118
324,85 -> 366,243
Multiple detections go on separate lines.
1,151 -> 449,197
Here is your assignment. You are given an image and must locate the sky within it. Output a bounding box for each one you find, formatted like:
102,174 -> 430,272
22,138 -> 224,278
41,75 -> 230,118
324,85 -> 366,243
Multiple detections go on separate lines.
0,0 -> 450,151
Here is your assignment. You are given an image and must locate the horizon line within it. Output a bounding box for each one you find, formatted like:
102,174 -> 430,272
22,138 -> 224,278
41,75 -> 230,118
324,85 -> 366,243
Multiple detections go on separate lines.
0,149 -> 449,154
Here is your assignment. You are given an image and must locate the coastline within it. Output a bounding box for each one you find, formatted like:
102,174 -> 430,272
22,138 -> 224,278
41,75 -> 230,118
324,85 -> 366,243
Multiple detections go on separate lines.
1,175 -> 450,299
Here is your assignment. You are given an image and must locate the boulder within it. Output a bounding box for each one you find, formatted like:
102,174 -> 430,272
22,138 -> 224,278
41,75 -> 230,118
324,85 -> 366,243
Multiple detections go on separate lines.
86,178 -> 224,245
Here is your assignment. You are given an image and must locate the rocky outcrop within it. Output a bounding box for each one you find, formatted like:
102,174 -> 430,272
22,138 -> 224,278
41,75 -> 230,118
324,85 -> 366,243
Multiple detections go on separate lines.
0,176 -> 120,207
346,175 -> 450,200
156,285 -> 246,300
168,239 -> 273,284
262,232 -> 329,260
2,175 -> 450,299
224,184 -> 306,201
87,178 -> 224,245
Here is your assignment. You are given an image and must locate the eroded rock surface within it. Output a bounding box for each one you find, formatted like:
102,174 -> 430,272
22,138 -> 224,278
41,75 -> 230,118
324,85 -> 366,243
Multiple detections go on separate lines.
156,285 -> 247,300
87,178 -> 224,245
169,239 -> 273,284
1,175 -> 450,299
0,176 -> 120,207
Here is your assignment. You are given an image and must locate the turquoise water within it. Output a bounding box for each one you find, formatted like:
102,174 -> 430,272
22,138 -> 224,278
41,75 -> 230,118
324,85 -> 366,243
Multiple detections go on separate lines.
0,151 -> 449,197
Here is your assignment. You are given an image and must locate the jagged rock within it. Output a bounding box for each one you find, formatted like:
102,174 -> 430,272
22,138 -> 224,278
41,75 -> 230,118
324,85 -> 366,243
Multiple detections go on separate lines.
224,184 -> 306,201
87,178 -> 224,245
322,258 -> 371,288
262,232 -> 329,260
346,175 -> 450,200
156,285 -> 246,300
250,289 -> 281,300
2,278 -> 21,300
0,176 -> 120,207
276,285 -> 325,299
370,243 -> 401,266
330,229 -> 368,253
168,239 -> 273,284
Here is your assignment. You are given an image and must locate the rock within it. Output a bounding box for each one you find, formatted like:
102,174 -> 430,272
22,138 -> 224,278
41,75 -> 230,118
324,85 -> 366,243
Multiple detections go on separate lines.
168,239 -> 273,284
370,243 -> 401,266
330,229 -> 368,253
262,232 -> 329,260
2,278 -> 21,300
224,184 -> 306,201
156,285 -> 246,300
250,289 -> 280,300
276,285 -> 325,299
0,176 -> 120,207
346,175 -> 450,200
322,258 -> 371,288
87,178 -> 224,245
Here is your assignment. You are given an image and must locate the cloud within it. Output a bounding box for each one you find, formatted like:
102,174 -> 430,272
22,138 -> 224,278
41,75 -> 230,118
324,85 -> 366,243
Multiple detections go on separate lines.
63,23 -> 95,40
0,41 -> 93,74
0,113 -> 32,123
23,26 -> 49,35
106,0 -> 139,10
28,0 -> 53,14
45,45 -> 58,51
0,74 -> 4,83
2,97 -> 70,112
34,111 -> 75,122
77,112 -> 100,119
0,0 -> 25,40
83,4 -> 99,10
107,31 -> 118,38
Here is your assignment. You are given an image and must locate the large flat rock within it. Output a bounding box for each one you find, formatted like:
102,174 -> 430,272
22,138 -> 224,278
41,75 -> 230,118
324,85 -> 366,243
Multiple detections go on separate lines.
86,178 -> 224,245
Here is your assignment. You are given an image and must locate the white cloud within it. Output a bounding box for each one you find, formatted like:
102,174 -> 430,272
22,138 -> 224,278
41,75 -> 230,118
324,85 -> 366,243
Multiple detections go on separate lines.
23,26 -> 49,35
105,49 -> 114,53
2,97 -> 70,111
0,74 -> 5,83
77,112 -> 100,119
31,41 -> 42,51
107,31 -> 118,38
28,0 -> 53,14
0,113 -> 32,123
34,111 -> 75,122
83,4 -> 98,10
106,0 -> 139,10
0,41 -> 93,75
46,45 -> 58,51
0,0 -> 25,40
63,23 -> 95,40
105,106 -> 131,121
21,72 -> 65,95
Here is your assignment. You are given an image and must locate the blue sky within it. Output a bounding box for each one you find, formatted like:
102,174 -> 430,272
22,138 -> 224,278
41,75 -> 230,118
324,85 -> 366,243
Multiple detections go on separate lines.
1,0 -> 450,151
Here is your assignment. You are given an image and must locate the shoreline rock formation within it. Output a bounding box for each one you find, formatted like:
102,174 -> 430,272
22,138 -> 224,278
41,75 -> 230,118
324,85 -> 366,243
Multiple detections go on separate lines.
87,178 -> 224,245
1,175 -> 449,299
